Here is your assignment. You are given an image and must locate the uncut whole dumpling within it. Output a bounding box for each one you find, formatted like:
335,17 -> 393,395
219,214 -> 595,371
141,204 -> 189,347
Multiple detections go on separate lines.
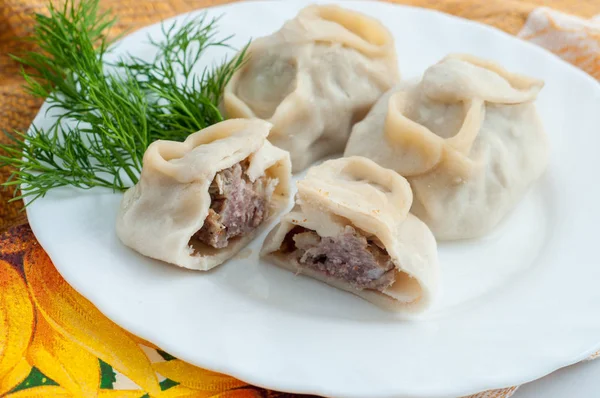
345,54 -> 549,240
223,4 -> 399,172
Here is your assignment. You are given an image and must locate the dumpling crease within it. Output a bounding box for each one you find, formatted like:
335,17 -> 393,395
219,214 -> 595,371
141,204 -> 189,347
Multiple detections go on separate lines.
345,54 -> 549,240
224,4 -> 399,172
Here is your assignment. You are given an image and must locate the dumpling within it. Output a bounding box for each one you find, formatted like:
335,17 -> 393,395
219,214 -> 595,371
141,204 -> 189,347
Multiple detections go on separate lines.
223,5 -> 399,172
261,157 -> 439,313
344,54 -> 549,240
116,119 -> 292,271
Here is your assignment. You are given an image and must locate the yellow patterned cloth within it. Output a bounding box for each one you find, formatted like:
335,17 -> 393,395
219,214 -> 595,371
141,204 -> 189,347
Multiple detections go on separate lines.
1,1 -> 599,397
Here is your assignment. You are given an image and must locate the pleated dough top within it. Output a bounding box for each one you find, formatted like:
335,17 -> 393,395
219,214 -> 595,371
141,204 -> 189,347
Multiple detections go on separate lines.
224,5 -> 399,172
116,119 -> 292,270
262,157 -> 439,314
345,54 -> 549,240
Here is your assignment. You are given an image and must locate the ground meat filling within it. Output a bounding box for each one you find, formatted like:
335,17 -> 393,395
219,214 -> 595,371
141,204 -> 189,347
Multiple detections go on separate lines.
194,161 -> 275,249
281,225 -> 396,291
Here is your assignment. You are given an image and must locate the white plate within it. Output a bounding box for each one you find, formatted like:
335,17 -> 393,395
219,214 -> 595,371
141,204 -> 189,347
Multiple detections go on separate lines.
26,1 -> 600,397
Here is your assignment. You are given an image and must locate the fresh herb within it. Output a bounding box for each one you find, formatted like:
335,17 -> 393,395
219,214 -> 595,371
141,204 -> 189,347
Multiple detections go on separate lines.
0,0 -> 248,205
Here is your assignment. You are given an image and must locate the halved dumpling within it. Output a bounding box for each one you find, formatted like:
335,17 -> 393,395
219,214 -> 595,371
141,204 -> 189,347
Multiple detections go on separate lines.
116,119 -> 291,271
261,157 -> 439,313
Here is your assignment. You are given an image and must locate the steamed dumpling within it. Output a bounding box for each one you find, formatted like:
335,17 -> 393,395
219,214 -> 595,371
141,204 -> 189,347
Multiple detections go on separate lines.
345,54 -> 549,240
261,157 -> 439,314
223,5 -> 399,172
116,119 -> 291,270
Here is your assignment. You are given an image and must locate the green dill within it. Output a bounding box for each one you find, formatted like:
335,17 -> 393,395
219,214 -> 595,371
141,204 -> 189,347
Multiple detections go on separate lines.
0,0 -> 248,205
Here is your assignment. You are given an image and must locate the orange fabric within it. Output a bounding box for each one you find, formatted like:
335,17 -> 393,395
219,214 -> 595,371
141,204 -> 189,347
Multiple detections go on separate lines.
0,219 -> 523,398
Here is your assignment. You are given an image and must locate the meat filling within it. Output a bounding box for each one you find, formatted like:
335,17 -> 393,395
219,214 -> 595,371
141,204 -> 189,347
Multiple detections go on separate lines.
194,161 -> 275,249
281,225 -> 396,291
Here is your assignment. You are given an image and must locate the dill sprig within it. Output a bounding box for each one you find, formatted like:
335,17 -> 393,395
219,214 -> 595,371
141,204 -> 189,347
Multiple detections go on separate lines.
0,0 -> 248,205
